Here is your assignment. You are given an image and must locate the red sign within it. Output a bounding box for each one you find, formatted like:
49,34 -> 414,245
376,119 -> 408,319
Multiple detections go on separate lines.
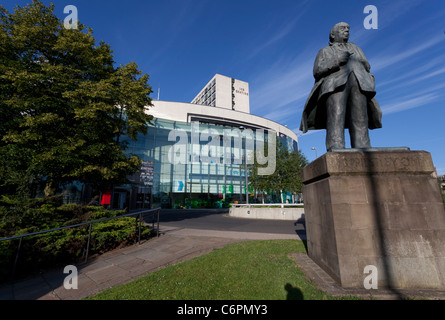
101,190 -> 112,205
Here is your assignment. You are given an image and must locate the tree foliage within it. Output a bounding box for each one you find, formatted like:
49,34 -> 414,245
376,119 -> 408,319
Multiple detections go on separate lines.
248,137 -> 308,202
0,1 -> 153,196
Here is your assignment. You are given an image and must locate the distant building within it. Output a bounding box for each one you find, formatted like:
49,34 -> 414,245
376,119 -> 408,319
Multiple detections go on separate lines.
70,74 -> 299,210
191,74 -> 250,113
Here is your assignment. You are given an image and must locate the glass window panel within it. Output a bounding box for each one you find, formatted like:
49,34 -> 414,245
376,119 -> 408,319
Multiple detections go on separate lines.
208,184 -> 218,193
173,163 -> 186,175
175,121 -> 190,131
156,119 -> 175,130
201,164 -> 209,175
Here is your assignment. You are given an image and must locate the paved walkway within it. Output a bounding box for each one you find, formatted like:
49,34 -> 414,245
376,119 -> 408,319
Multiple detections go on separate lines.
2,224 -> 445,300
0,225 -> 301,300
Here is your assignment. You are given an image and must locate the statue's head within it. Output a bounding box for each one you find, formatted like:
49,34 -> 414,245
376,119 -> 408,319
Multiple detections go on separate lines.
329,22 -> 350,45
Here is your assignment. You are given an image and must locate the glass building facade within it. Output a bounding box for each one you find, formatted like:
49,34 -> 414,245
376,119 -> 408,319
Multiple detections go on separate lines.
113,117 -> 298,210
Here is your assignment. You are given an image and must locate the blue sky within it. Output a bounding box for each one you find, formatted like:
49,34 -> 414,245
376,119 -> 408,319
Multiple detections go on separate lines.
5,0 -> 445,174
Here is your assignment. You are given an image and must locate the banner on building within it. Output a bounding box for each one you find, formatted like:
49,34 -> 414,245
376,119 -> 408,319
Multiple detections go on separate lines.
140,161 -> 154,186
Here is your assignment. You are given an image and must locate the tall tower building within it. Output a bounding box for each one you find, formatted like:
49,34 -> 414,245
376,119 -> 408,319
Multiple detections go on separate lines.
191,74 -> 250,113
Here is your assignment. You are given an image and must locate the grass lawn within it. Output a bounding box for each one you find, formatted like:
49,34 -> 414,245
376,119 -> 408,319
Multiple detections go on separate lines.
85,239 -> 359,300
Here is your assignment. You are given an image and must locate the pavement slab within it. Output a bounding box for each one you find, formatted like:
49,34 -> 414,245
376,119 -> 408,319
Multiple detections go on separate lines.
3,222 -> 442,300
0,225 -> 300,300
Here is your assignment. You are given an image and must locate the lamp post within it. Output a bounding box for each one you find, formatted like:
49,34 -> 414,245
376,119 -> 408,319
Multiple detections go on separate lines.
245,152 -> 249,205
240,126 -> 249,205
312,147 -> 317,159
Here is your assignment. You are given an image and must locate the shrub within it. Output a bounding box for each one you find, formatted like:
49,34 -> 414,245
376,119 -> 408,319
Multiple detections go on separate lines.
0,197 -> 151,283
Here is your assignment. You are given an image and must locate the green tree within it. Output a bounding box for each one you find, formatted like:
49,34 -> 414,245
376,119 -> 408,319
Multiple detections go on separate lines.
249,137 -> 308,203
0,1 -> 153,197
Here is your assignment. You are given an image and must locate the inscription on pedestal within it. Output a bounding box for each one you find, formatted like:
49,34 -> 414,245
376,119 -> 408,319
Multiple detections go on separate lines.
303,151 -> 435,184
335,153 -> 429,172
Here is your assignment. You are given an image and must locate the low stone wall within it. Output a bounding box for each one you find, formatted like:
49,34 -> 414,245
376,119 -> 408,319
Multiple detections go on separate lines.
229,205 -> 305,221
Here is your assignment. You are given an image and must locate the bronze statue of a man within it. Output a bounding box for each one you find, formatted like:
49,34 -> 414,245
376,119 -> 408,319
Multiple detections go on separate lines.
300,22 -> 382,151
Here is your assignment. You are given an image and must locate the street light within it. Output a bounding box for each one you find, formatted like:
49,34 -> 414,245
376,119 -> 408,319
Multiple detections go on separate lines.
240,126 -> 249,205
312,147 -> 317,159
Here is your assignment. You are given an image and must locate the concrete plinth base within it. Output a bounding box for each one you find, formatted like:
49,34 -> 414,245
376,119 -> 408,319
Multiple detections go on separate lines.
302,150 -> 445,289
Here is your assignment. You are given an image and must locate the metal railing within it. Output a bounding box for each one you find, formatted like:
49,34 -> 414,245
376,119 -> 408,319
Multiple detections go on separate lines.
231,203 -> 304,208
0,207 -> 161,283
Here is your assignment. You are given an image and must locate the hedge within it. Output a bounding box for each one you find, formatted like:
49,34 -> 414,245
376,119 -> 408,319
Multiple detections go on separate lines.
0,196 -> 151,283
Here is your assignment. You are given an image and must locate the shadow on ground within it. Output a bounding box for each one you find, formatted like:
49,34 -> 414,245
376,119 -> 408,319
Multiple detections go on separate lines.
285,283 -> 304,300
294,215 -> 307,249
153,208 -> 229,223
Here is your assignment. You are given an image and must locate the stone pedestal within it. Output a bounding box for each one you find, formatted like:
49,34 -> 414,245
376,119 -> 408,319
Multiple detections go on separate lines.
302,150 -> 445,289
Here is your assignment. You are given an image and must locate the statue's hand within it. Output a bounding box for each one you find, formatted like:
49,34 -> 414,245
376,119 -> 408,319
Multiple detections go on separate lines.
338,51 -> 352,65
